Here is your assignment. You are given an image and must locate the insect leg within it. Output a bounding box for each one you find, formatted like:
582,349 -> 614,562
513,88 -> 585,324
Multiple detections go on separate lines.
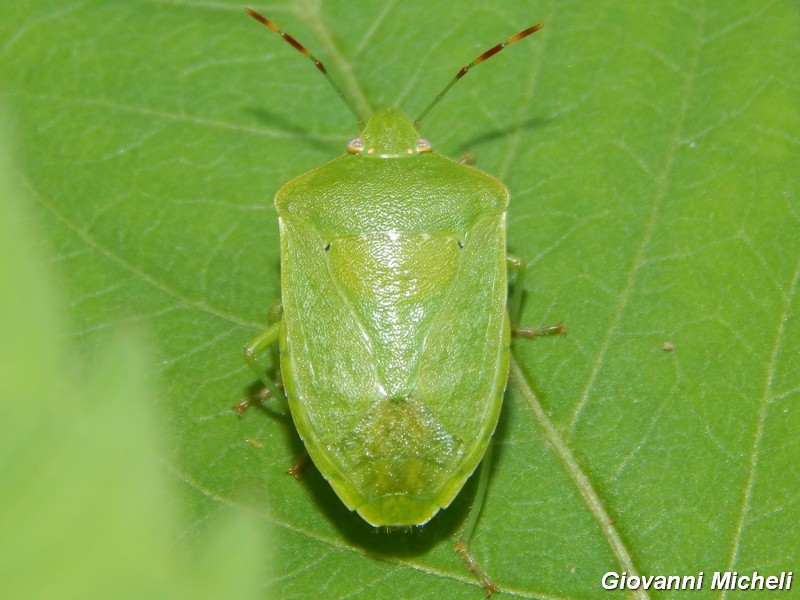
242,318 -> 283,405
506,254 -> 527,324
458,152 -> 475,165
506,254 -> 564,338
455,439 -> 498,595
286,451 -> 310,480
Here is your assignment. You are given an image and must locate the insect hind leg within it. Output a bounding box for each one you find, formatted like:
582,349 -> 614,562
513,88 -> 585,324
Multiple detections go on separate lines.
456,440 -> 498,595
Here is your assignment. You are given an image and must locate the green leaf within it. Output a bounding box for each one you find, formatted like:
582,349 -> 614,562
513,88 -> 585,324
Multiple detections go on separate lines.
2,1 -> 798,598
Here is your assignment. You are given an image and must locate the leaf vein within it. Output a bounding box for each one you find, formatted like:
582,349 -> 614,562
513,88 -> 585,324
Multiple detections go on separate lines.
22,174 -> 262,330
510,357 -> 649,600
567,1 -> 709,435
721,248 -> 800,593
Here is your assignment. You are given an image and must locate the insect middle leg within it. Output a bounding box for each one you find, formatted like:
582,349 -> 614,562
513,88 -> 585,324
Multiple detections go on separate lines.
238,302 -> 284,414
507,254 -> 564,337
239,304 -> 310,477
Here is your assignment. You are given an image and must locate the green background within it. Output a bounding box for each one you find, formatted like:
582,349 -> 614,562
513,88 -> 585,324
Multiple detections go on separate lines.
1,1 -> 798,598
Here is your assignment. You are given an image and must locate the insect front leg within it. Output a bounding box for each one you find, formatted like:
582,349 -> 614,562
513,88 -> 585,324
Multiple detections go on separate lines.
506,254 -> 564,338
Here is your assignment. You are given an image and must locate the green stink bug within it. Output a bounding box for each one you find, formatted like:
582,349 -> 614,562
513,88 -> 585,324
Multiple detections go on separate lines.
241,8 -> 561,592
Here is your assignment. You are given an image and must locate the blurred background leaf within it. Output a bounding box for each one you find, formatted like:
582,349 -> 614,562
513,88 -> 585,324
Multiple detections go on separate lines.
1,1 -> 798,598
0,108 -> 272,598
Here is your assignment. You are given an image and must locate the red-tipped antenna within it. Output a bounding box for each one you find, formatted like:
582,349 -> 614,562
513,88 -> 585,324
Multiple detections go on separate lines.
245,8 -> 364,127
415,23 -> 544,127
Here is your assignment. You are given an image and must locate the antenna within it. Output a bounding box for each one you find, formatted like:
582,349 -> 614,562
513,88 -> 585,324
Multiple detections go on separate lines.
245,8 -> 364,127
415,23 -> 543,127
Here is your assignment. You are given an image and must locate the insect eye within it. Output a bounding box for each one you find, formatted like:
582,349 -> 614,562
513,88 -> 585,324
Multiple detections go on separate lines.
347,137 -> 365,154
415,138 -> 433,153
